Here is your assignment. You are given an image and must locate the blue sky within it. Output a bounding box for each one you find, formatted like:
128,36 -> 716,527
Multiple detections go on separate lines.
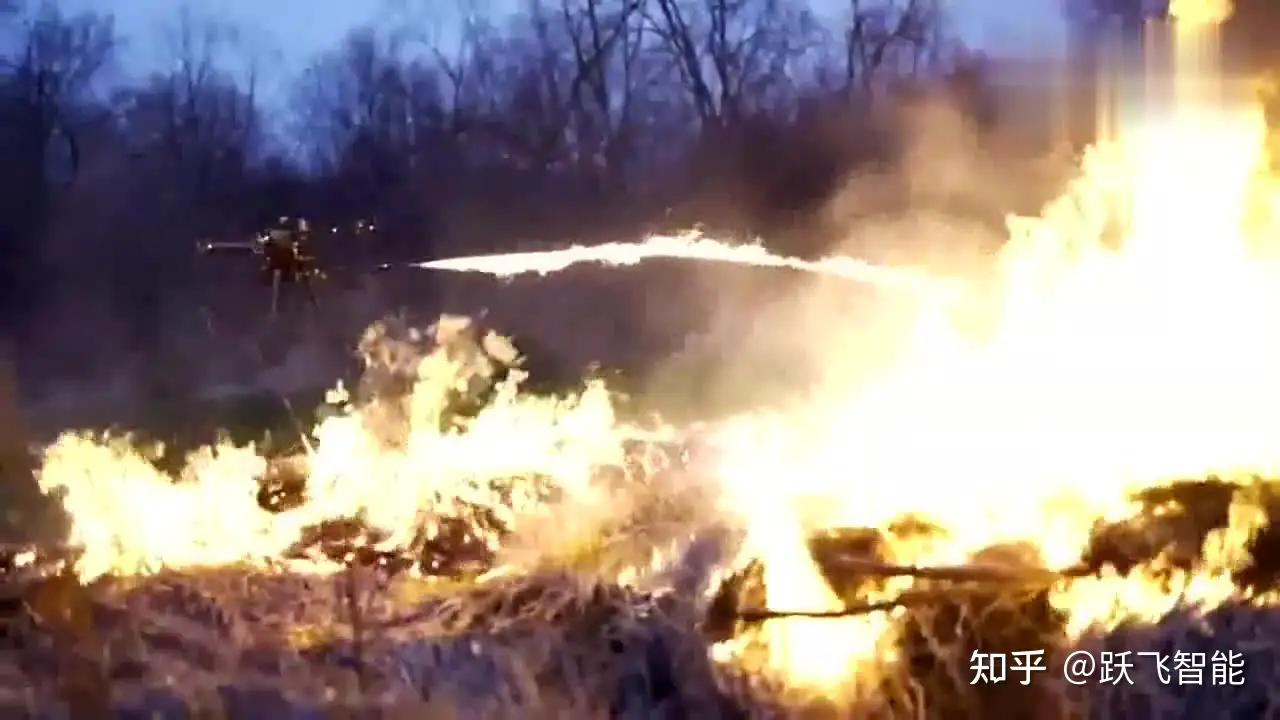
56,0 -> 1069,86
958,1 -> 1068,54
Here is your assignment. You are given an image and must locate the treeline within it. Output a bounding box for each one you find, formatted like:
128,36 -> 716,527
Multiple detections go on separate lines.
1,0 -> 1275,400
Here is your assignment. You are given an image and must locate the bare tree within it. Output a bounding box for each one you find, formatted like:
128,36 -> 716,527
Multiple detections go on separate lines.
0,0 -> 994,396
170,11 -> 260,193
292,26 -> 432,222
294,29 -> 413,172
454,5 -> 579,174
645,0 -> 821,126
551,0 -> 646,187
0,2 -> 115,335
836,0 -> 947,94
78,8 -> 268,388
1,3 -> 115,183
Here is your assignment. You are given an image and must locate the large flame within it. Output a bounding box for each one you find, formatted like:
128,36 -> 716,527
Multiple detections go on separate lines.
26,0 -> 1280,702
693,3 -> 1280,694
705,100 -> 1280,692
37,318 -> 635,580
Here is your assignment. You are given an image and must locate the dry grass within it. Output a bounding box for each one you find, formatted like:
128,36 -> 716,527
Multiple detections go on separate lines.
9,330 -> 1280,717
2,496 -> 1278,718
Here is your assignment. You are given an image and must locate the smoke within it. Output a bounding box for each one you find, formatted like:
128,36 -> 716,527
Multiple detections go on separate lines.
643,80 -> 1070,418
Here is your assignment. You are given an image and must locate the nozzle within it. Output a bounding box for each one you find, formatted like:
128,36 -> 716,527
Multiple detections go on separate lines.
201,240 -> 264,254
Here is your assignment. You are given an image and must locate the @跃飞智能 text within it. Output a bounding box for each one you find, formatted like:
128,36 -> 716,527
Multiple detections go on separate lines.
970,649 -> 1245,686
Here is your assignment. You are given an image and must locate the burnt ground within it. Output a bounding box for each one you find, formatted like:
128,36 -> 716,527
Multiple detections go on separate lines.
9,322 -> 1280,716
0,475 -> 1277,716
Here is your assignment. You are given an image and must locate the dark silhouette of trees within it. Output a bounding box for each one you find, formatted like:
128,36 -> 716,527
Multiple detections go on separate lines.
0,3 -> 114,339
16,0 -> 1268,399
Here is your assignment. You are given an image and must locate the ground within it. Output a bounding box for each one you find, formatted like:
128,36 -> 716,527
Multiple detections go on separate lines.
5,346 -> 1280,716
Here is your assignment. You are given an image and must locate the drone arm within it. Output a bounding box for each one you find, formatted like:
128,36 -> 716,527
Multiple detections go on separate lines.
199,240 -> 263,255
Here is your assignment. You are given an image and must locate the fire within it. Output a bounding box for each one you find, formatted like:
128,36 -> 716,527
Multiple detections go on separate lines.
37,318 -> 635,580
697,1 -> 1280,694
411,230 -> 960,298
1170,0 -> 1233,25
23,0 -> 1280,704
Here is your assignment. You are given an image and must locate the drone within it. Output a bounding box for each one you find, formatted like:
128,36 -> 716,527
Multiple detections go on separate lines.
197,216 -> 376,319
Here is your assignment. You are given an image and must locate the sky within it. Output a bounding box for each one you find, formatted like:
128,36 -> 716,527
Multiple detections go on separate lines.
53,0 -> 1070,83
960,0 -> 1068,54
56,0 -> 392,78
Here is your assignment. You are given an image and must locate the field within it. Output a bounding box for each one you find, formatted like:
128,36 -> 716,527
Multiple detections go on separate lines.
2,310 -> 1280,719
7,68 -> 1280,718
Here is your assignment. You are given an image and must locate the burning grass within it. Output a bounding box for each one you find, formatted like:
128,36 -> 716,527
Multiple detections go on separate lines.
5,315 -> 1280,717
7,10 -> 1280,712
4,500 -> 1280,716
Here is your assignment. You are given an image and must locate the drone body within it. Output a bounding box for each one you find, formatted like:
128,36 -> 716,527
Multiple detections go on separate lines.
260,217 -> 321,286
199,216 -> 325,318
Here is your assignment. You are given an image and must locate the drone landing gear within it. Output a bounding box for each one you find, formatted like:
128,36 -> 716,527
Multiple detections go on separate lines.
267,270 -> 322,322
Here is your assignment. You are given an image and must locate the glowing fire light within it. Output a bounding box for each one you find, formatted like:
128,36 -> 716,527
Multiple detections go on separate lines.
29,0 -> 1280,701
